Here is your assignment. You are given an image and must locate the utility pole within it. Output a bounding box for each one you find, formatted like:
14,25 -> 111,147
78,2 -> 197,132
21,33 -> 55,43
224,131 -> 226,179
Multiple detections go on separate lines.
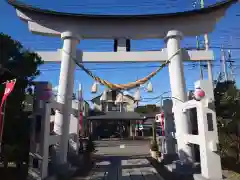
227,50 -> 235,81
196,36 -> 203,79
78,83 -> 84,136
221,48 -> 228,81
200,0 -> 214,88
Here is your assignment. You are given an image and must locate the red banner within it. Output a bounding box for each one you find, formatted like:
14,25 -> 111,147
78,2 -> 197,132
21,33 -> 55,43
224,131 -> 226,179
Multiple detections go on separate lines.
0,80 -> 16,140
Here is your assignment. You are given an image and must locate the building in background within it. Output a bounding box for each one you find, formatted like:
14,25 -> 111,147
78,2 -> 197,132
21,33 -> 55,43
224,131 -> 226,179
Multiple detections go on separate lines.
88,90 -> 145,139
91,90 -> 135,112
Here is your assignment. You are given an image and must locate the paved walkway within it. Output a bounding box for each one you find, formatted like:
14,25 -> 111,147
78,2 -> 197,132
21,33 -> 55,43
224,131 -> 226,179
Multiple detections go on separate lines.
94,140 -> 150,156
85,156 -> 164,180
71,140 -> 164,180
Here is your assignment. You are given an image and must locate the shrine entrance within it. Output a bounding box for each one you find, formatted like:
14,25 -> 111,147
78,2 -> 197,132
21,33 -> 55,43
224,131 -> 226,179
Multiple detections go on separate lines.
8,0 -> 238,179
91,120 -> 128,139
87,111 -> 146,139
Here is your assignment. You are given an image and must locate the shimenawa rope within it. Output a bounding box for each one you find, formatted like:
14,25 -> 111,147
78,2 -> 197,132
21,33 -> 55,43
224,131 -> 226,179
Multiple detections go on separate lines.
64,49 -> 181,90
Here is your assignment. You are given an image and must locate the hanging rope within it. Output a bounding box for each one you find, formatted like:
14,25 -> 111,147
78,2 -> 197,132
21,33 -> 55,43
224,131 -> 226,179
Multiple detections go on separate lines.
65,49 -> 181,90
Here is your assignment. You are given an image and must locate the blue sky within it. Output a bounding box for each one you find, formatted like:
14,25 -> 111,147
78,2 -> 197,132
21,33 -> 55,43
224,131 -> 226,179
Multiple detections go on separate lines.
0,0 -> 240,105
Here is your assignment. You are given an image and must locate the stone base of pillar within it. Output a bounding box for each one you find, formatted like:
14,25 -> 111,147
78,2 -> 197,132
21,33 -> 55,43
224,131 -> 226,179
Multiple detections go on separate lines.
193,174 -> 225,180
164,160 -> 200,175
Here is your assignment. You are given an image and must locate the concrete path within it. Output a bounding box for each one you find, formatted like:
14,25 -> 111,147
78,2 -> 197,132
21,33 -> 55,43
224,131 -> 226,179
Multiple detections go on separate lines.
87,156 -> 164,180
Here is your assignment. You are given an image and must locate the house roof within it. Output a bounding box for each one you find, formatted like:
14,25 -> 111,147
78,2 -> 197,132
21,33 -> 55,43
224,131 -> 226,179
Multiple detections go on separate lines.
7,0 -> 236,19
87,111 -> 146,120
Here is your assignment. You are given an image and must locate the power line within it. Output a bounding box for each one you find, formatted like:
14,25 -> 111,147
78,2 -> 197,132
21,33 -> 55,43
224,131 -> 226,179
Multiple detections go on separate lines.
39,63 -> 240,73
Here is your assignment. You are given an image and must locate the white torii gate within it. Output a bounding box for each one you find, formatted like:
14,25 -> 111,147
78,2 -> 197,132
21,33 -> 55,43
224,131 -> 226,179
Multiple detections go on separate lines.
7,0 -> 237,169
36,37 -> 214,163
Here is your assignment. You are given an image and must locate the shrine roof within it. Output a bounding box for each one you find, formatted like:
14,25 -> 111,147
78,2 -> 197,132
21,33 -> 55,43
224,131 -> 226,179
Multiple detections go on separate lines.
7,0 -> 237,20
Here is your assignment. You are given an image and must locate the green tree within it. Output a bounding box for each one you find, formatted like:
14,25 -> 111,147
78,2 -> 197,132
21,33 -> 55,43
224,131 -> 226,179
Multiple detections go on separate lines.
135,104 -> 160,114
0,33 -> 43,164
214,80 -> 240,164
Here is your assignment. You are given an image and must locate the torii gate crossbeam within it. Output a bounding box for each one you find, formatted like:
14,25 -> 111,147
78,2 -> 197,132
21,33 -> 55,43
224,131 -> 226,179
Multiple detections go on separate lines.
36,49 -> 214,63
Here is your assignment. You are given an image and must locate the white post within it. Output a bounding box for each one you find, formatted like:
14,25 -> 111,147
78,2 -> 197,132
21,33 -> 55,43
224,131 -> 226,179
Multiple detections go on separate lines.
165,30 -> 193,163
54,32 -> 79,164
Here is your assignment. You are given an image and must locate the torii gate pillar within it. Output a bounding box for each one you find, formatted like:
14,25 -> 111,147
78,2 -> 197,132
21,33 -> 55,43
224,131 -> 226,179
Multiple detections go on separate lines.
165,30 -> 193,162
53,32 -> 79,164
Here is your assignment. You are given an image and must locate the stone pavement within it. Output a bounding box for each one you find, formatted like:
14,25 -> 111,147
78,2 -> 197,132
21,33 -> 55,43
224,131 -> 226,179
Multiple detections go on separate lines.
94,139 -> 150,156
85,156 -> 165,180
71,140 -> 165,180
